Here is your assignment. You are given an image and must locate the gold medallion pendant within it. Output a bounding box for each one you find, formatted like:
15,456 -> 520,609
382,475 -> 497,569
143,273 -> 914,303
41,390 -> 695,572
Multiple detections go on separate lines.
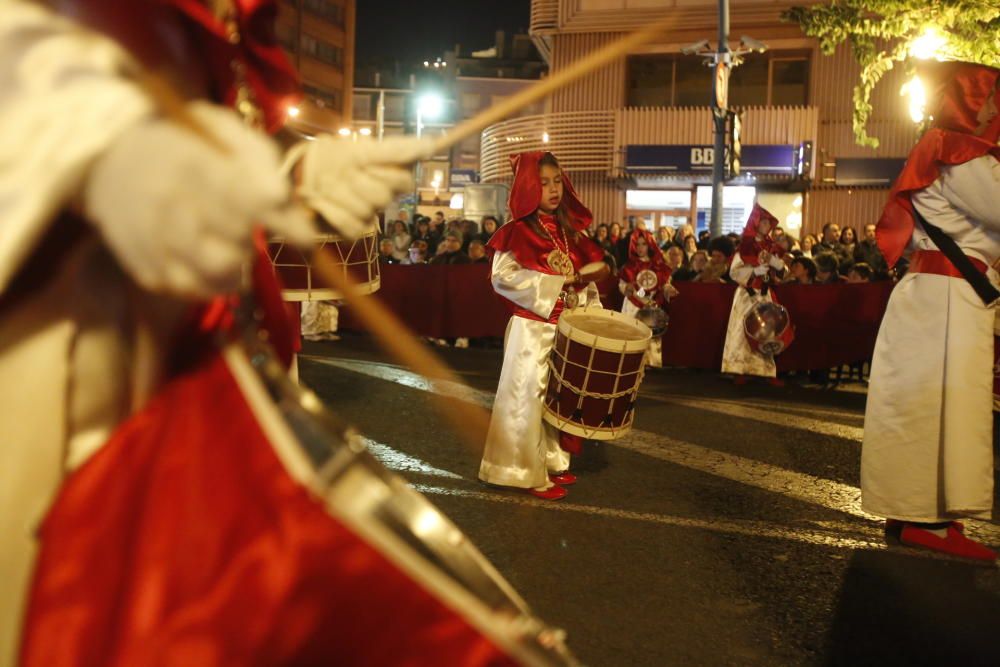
636,269 -> 659,291
547,248 -> 574,276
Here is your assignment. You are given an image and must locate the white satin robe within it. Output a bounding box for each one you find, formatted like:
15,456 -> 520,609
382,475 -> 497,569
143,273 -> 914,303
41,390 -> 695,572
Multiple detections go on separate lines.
862,156 -> 1000,522
479,251 -> 581,489
721,255 -> 778,378
619,284 -> 663,368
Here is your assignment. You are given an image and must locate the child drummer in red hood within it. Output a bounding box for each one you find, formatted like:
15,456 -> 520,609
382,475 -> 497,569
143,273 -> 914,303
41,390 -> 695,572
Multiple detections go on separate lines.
618,228 -> 678,367
479,152 -> 605,500
720,204 -> 789,385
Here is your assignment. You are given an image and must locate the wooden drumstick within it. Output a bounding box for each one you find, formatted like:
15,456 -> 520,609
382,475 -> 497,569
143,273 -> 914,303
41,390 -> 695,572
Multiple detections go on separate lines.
310,250 -> 492,449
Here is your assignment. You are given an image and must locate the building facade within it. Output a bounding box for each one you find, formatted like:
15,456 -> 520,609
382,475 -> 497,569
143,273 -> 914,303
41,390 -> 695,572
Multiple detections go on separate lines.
353,32 -> 548,217
276,0 -> 356,135
478,0 -> 918,239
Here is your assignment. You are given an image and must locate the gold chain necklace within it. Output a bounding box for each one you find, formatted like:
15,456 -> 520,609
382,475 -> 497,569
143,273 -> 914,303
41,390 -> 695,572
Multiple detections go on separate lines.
540,215 -> 574,277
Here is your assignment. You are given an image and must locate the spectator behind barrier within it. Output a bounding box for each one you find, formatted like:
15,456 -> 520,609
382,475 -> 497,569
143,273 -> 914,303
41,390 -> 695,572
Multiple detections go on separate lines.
854,223 -> 890,280
701,236 -> 735,283
405,239 -> 429,265
800,233 -> 818,258
788,256 -> 817,284
379,238 -> 401,264
814,252 -> 844,284
468,239 -> 489,264
429,231 -> 472,265
664,245 -> 685,272
847,262 -> 873,283
657,225 -> 674,249
672,249 -> 708,282
479,216 -> 499,243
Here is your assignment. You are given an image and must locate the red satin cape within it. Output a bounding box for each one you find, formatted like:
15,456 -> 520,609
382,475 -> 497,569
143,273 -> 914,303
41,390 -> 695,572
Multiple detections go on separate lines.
19,353 -> 513,667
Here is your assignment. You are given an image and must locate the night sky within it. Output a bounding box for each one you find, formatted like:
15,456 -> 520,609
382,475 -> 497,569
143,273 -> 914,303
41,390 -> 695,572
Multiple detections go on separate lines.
356,0 -> 533,67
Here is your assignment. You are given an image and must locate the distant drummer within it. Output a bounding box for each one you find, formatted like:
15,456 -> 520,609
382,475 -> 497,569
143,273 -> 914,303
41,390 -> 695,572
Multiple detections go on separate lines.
618,228 -> 678,367
479,152 -> 605,500
721,204 -> 790,386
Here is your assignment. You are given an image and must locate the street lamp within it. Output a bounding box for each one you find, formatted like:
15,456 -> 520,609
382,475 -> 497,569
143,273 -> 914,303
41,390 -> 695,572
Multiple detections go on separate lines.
682,14 -> 768,239
416,92 -> 444,139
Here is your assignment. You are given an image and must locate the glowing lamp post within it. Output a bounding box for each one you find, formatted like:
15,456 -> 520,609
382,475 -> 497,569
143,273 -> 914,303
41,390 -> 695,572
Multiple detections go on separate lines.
415,93 -> 444,139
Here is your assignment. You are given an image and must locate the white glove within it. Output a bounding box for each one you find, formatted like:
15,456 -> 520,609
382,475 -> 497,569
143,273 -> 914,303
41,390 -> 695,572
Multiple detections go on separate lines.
769,254 -> 785,270
636,287 -> 647,298
752,264 -> 771,276
84,102 -> 314,298
286,135 -> 433,239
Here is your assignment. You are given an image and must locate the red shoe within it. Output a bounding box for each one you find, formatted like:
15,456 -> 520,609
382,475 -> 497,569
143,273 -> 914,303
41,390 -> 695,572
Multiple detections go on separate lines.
768,377 -> 785,388
886,519 -> 965,534
549,472 -> 578,486
899,523 -> 997,562
733,375 -> 749,385
529,486 -> 568,501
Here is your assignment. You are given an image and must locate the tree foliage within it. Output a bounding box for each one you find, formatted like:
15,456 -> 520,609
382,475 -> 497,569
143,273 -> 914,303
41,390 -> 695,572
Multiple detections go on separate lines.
783,0 -> 1000,147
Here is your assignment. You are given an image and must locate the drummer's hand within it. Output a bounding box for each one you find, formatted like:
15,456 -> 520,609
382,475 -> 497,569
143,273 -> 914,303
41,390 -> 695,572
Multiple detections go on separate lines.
288,135 -> 434,240
663,284 -> 680,299
84,102 -> 314,298
564,273 -> 579,285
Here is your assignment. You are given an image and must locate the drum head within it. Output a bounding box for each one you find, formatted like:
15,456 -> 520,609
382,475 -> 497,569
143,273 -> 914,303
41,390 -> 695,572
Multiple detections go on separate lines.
560,309 -> 651,350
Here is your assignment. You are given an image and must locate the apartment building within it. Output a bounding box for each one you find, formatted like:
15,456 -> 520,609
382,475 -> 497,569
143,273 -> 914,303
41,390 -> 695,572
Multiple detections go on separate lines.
276,0 -> 356,135
479,0 -> 918,238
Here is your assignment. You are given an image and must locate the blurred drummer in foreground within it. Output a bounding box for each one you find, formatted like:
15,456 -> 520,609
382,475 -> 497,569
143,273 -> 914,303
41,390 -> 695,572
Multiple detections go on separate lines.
0,1 -> 427,661
479,152 -> 605,500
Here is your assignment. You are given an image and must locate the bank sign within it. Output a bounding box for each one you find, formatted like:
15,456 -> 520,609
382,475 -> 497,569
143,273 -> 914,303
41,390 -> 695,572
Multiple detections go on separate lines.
624,144 -> 799,175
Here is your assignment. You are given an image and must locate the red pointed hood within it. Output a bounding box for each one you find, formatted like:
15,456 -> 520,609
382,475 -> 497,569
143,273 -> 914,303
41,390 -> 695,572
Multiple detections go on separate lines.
877,60 -> 1000,267
738,204 -> 782,264
627,229 -> 667,268
507,152 -> 593,231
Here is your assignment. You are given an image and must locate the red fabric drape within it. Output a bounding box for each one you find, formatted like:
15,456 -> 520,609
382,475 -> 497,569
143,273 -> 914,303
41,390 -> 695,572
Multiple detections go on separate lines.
340,265 -> 894,371
21,353 -> 513,666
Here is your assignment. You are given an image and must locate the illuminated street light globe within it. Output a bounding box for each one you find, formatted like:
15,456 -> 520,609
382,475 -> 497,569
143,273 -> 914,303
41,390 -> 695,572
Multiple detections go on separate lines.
417,93 -> 445,120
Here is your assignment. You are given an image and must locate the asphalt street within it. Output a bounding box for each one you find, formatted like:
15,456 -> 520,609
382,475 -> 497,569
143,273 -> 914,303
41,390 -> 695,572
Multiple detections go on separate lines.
299,335 -> 1000,667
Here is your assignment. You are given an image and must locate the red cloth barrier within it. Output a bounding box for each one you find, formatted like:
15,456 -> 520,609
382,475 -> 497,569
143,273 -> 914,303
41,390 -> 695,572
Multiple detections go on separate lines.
339,264 -> 894,371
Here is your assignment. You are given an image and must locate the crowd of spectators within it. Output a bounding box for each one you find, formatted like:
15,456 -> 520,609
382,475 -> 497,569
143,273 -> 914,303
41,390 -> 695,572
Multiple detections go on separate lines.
377,209 -> 502,268
380,211 -> 897,288
374,210 -> 896,378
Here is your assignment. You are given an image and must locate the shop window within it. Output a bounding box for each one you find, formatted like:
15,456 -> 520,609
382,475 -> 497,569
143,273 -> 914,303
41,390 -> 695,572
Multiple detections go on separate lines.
302,0 -> 344,26
626,53 -> 809,107
672,58 -> 712,107
771,58 -> 809,106
626,55 -> 674,107
728,55 -> 769,106
302,34 -> 343,68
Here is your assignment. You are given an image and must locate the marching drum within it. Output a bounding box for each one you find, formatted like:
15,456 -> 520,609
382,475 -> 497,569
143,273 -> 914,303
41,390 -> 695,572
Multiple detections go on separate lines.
543,304 -> 652,440
268,229 -> 380,301
743,301 -> 795,356
234,333 -> 579,665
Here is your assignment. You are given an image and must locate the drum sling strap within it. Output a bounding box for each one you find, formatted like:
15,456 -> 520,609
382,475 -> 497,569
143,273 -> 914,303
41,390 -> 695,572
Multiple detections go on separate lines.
913,207 -> 1000,307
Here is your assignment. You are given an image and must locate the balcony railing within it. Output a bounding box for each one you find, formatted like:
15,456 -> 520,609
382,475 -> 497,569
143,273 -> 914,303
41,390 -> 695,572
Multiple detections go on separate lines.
480,110 -> 616,182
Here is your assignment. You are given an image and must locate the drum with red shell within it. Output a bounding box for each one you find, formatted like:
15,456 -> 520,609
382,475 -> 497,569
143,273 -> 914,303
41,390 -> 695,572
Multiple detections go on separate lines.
744,301 -> 795,356
543,305 -> 652,440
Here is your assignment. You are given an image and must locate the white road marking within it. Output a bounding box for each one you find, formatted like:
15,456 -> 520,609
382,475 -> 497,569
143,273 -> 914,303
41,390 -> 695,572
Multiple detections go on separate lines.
645,394 -> 865,442
363,438 -> 463,479
304,356 -> 1000,545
